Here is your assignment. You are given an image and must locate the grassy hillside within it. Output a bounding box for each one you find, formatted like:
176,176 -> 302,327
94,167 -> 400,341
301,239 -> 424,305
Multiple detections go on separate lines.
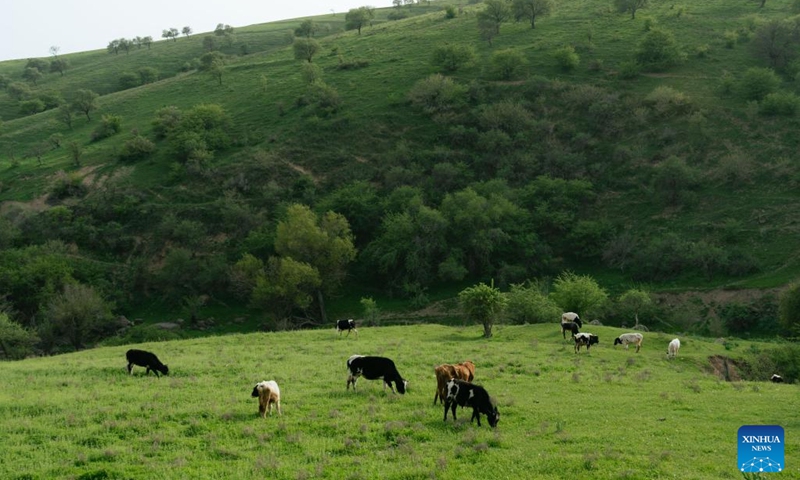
0,0 -> 799,342
1,324 -> 798,479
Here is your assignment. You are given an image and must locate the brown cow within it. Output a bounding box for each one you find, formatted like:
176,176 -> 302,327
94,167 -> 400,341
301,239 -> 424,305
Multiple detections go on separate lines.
433,361 -> 476,405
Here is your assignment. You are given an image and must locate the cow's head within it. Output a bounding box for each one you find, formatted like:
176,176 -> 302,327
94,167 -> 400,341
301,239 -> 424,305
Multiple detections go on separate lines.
613,338 -> 622,346
487,400 -> 500,428
397,379 -> 408,394
158,364 -> 169,376
251,385 -> 260,397
589,335 -> 599,346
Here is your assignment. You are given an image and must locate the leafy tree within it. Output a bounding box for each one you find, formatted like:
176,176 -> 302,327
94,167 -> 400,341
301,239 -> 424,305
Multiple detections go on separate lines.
203,35 -> 218,52
7,82 -> 31,100
553,45 -> 580,71
250,256 -> 321,329
0,73 -> 10,89
215,23 -> 235,36
345,7 -> 375,35
431,44 -> 476,72
360,297 -> 380,326
505,281 -> 561,324
49,58 -> 68,76
295,19 -> 318,38
142,36 -> 153,49
293,38 -> 321,63
209,58 -> 224,86
636,28 -> 685,71
90,114 -> 122,141
779,282 -> 800,335
42,283 -> 113,350
616,289 -> 655,327
162,28 -> 179,42
118,38 -> 132,54
119,72 -> 140,90
25,58 -> 49,72
22,67 -> 42,86
490,49 -> 527,80
549,271 -> 609,319
107,39 -> 121,54
71,89 -> 98,121
652,156 -> 698,206
138,66 -> 159,84
738,67 -> 781,100
614,0 -> 649,19
301,62 -> 323,84
67,141 -> 83,166
274,204 -> 357,323
309,80 -> 342,114
19,99 -> 45,115
477,0 -> 511,35
407,74 -> 467,113
57,104 -> 74,129
512,0 -> 553,28
182,26 -> 193,37
0,313 -> 39,360
459,280 -> 507,338
753,19 -> 800,71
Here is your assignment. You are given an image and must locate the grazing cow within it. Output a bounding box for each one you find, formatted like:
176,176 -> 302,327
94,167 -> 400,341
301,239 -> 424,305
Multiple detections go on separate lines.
771,374 -> 784,383
561,312 -> 583,328
126,349 -> 169,377
561,321 -> 580,339
574,333 -> 599,353
251,380 -> 282,417
433,361 -> 476,405
614,333 -> 644,353
346,355 -> 407,394
443,379 -> 499,428
667,338 -> 681,359
336,319 -> 358,338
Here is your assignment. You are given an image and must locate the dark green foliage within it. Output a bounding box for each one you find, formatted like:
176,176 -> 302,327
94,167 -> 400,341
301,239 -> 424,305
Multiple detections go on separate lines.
138,67 -> 159,84
41,283 -> 113,351
118,72 -> 140,90
119,135 -> 156,162
309,80 -> 342,115
346,7 -> 375,35
90,114 -> 122,142
152,106 -> 182,139
490,49 -> 527,80
614,0 -> 649,19
513,0 -> 554,28
0,313 -> 39,360
199,51 -> 225,71
445,6 -> 457,19
431,44 -> 476,72
293,38 -> 321,63
652,156 -> 698,206
70,89 -> 99,121
49,171 -> 87,199
407,74 -> 467,114
19,99 -> 45,115
459,280 -> 507,337
718,295 -> 778,336
7,82 -> 32,101
636,29 -> 685,71
553,45 -> 580,71
759,91 -> 800,115
752,19 -> 800,72
295,19 -> 318,38
779,282 -> 800,334
505,281 -> 561,324
478,0 -> 511,35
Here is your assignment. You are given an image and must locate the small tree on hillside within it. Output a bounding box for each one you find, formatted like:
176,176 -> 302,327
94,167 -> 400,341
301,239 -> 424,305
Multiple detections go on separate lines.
636,28 -> 685,71
477,0 -> 511,35
42,283 -> 113,351
614,0 -> 649,19
71,89 -> 98,121
0,313 -> 39,360
491,49 -> 527,80
459,280 -> 507,338
293,38 -> 321,63
432,44 -> 476,72
50,58 -> 68,77
142,36 -> 153,49
295,19 -> 318,38
22,67 -> 42,86
616,288 -> 655,328
512,0 -> 554,29
753,19 -> 800,71
345,7 -> 375,35
779,282 -> 800,336
182,26 -> 193,38
549,271 -> 609,320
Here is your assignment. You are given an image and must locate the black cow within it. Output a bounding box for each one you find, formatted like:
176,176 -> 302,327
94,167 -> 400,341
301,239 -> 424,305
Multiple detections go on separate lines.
443,379 -> 499,428
346,355 -> 407,394
336,319 -> 358,338
574,333 -> 599,353
771,374 -> 784,383
561,321 -> 580,339
126,349 -> 169,377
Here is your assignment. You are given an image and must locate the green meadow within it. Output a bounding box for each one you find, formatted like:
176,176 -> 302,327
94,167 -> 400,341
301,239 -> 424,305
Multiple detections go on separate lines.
1,324 -> 797,479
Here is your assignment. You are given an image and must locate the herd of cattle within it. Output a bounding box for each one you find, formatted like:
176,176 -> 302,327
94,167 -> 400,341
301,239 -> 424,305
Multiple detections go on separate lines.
123,312 -> 786,429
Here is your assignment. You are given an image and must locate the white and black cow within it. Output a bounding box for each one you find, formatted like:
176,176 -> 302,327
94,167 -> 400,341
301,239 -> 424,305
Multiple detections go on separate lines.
574,333 -> 599,353
443,379 -> 499,428
336,319 -> 358,338
346,355 -> 407,394
771,374 -> 784,383
126,349 -> 169,377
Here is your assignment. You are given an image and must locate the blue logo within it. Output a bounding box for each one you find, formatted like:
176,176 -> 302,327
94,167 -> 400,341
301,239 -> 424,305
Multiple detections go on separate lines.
738,425 -> 784,473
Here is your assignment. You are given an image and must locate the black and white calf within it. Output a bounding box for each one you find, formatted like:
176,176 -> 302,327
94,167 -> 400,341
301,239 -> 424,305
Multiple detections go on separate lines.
336,319 -> 358,338
443,379 -> 499,428
561,321 -> 580,339
771,374 -> 784,383
126,349 -> 169,377
574,333 -> 599,353
346,355 -> 407,394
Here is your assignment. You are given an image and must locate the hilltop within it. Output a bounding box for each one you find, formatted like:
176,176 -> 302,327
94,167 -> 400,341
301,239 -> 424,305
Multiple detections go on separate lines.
0,0 -> 799,351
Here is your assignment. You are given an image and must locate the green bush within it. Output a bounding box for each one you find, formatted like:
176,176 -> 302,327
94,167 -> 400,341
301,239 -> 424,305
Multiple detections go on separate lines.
618,60 -> 640,79
119,135 -> 157,162
779,282 -> 800,335
644,86 -> 692,116
635,28 -> 685,71
505,282 -> 561,324
549,271 -> 609,319
490,49 -> 527,80
118,72 -> 140,90
90,114 -> 122,142
407,74 -> 467,114
301,62 -> 323,84
738,67 -> 781,101
310,80 -> 342,115
723,31 -> 737,48
553,46 -> 580,71
432,44 -> 476,72
445,5 -> 457,18
19,99 -> 45,115
759,91 -> 800,116
49,171 -> 87,199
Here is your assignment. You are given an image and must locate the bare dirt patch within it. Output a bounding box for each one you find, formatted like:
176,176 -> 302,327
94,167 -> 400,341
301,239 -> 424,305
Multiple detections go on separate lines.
707,355 -> 745,381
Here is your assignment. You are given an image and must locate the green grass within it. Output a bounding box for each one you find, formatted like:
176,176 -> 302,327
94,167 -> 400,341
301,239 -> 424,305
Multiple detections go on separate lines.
1,324 -> 798,479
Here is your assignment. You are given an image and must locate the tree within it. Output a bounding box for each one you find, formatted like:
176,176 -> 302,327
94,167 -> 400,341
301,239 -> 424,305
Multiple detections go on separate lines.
293,38 -> 321,63
142,36 -> 153,49
203,35 -> 218,52
431,44 -> 476,72
753,19 -> 800,71
118,38 -> 131,54
513,0 -> 553,28
49,45 -> 60,57
42,283 -> 113,350
477,0 -> 511,35
138,66 -> 159,84
249,256 -> 321,329
215,23 -> 235,36
49,58 -> 68,76
182,26 -> 193,38
57,104 -> 74,129
459,280 -> 507,338
652,156 -> 698,206
779,282 -> 800,336
209,58 -> 224,86
491,49 -> 527,80
71,89 -> 98,120
162,28 -> 179,42
549,271 -> 609,319
505,281 -> 561,324
67,141 -> 83,166
345,7 -> 375,35
295,19 -> 318,38
614,0 -> 649,19
22,67 -> 42,86
274,204 -> 357,323
635,28 -> 684,71
107,39 -> 120,54
616,289 -> 655,327
0,313 -> 39,360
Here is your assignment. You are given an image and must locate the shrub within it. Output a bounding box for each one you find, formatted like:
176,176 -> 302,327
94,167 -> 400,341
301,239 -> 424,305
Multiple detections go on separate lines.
118,72 -> 140,90
738,67 -> 781,101
49,171 -> 87,199
19,99 -> 45,115
490,49 -> 527,80
549,271 -> 609,319
310,80 -> 342,115
432,44 -> 476,72
407,74 -> 467,114
723,31 -> 737,48
301,62 -> 323,84
335,58 -> 369,70
475,100 -> 533,134
445,5 -> 457,18
652,156 -> 698,206
505,282 -> 561,324
695,44 -> 710,58
387,11 -> 408,20
643,86 -> 692,116
759,91 -> 800,116
553,46 -> 580,71
90,114 -> 122,142
635,28 -> 685,71
152,106 -> 183,139
618,60 -> 640,79
779,282 -> 800,335
119,135 -> 157,162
